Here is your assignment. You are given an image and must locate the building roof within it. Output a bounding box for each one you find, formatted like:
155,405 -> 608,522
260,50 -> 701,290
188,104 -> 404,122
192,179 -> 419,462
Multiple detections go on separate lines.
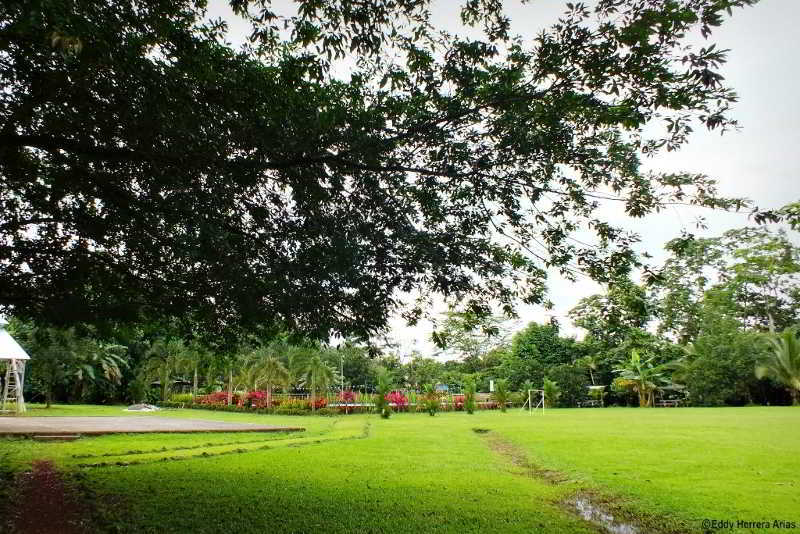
0,326 -> 31,360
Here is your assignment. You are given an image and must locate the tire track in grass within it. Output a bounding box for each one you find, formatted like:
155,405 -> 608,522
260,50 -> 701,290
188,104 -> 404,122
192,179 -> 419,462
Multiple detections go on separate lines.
76,419 -> 370,468
475,429 -> 690,534
69,430 -> 306,460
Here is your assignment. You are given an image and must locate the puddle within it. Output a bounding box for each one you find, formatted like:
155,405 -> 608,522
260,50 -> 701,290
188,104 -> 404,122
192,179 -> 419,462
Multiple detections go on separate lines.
572,497 -> 639,534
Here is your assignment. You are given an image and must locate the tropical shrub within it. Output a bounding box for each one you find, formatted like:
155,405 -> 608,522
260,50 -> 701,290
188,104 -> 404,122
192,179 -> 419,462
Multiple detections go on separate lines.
464,380 -> 477,414
196,391 -> 239,405
422,384 -> 439,416
169,393 -> 194,404
375,369 -> 393,418
756,327 -> 800,405
492,379 -> 510,412
310,397 -> 328,410
244,390 -> 271,408
452,394 -> 465,411
542,378 -> 561,408
508,391 -> 525,407
613,349 -> 674,407
127,377 -> 147,404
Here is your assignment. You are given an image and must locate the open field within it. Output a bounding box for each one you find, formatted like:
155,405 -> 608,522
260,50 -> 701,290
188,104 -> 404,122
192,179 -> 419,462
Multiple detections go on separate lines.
2,405 -> 798,533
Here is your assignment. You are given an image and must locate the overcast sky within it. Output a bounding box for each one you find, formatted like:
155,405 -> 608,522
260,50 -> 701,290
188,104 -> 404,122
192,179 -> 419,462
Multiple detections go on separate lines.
210,0 -> 800,358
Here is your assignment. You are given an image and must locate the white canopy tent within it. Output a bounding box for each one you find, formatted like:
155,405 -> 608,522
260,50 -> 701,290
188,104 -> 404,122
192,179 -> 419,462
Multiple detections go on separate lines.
0,322 -> 30,413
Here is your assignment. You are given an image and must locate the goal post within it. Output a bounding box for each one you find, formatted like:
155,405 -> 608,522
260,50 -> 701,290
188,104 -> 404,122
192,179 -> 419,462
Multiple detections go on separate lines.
520,389 -> 545,415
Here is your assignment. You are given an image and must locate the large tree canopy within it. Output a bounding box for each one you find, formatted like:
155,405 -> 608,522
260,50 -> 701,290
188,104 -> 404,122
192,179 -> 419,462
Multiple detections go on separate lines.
1,0 -> 764,341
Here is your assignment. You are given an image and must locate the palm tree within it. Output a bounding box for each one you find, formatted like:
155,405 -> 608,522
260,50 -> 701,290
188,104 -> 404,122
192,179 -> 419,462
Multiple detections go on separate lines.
375,368 -> 393,418
143,338 -> 185,401
613,349 -> 673,407
235,352 -> 266,393
202,354 -> 226,394
177,342 -> 207,398
304,354 -> 336,411
578,355 -> 600,385
542,378 -> 561,408
492,378 -> 510,412
756,328 -> 800,405
286,346 -> 311,391
254,349 -> 290,408
73,339 -> 127,399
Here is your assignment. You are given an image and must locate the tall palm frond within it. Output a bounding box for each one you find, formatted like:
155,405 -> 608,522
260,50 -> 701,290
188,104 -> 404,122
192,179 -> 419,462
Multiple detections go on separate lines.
143,338 -> 185,401
304,354 -> 336,410
756,328 -> 800,405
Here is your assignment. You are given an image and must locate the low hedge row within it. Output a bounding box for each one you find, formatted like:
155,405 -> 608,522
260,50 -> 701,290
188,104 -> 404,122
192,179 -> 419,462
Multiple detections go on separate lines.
157,401 -> 339,417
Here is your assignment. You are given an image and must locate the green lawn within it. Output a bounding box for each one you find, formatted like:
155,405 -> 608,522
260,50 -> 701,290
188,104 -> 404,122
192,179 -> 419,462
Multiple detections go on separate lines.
2,405 -> 798,533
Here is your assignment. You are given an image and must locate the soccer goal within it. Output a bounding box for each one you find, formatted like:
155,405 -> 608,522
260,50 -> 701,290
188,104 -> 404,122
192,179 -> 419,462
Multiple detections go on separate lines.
520,389 -> 545,415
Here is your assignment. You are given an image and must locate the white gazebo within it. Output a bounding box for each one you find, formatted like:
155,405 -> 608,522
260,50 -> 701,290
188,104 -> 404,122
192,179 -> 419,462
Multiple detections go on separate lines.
0,322 -> 30,413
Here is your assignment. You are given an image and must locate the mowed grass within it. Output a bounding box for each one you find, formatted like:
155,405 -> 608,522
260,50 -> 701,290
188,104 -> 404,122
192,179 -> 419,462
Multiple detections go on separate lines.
2,405 -> 798,533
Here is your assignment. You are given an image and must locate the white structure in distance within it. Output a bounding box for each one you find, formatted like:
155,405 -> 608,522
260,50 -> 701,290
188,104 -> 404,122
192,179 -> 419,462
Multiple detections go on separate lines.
0,321 -> 30,413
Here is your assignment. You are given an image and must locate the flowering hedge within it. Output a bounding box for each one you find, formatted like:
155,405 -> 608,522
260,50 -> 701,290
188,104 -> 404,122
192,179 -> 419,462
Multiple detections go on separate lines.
196,392 -> 239,405
194,391 -> 331,410
386,391 -> 409,411
174,390 -> 503,415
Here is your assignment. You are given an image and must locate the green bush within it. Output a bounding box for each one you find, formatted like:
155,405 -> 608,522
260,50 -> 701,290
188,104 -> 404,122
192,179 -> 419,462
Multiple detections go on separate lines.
375,368 -> 392,419
547,364 -> 588,407
492,379 -> 509,412
170,393 -> 194,404
127,377 -> 148,404
464,379 -> 476,414
542,378 -> 561,408
422,384 -> 439,416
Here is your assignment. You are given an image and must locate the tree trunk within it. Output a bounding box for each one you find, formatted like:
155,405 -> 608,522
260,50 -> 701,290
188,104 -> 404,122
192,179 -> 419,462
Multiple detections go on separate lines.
267,383 -> 272,409
227,368 -> 233,406
161,373 -> 169,402
193,366 -> 198,398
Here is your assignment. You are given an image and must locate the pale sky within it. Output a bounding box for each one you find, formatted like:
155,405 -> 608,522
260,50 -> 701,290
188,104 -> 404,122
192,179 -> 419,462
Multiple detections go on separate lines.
209,1 -> 800,358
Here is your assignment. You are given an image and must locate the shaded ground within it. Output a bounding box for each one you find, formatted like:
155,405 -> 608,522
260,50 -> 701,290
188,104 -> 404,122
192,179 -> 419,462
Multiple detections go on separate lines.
10,460 -> 88,534
0,416 -> 304,436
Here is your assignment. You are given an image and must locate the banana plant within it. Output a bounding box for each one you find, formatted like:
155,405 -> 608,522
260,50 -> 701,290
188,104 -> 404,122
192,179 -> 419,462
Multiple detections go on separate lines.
613,349 -> 674,407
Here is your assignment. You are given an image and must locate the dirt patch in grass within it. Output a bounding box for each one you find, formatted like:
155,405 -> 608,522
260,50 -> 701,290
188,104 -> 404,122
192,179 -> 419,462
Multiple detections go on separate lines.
483,434 -> 569,484
479,434 -> 689,534
9,460 -> 90,534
